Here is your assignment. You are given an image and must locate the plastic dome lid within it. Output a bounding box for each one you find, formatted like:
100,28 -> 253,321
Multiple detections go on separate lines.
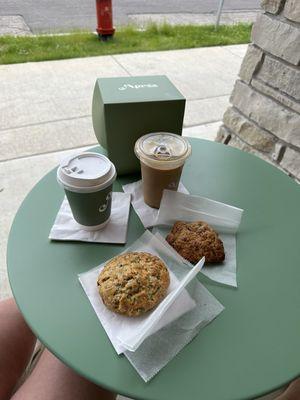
135,132 -> 191,169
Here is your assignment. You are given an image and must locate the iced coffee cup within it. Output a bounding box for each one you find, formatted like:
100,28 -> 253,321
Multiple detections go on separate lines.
134,133 -> 191,208
57,152 -> 116,230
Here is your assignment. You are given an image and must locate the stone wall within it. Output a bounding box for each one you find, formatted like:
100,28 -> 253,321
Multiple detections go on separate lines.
216,0 -> 300,181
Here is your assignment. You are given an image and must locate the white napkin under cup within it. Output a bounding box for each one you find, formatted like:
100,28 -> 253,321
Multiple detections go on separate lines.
122,179 -> 189,228
49,192 -> 131,244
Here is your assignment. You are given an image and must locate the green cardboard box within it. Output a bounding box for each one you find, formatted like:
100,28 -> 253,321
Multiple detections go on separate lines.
92,75 -> 185,175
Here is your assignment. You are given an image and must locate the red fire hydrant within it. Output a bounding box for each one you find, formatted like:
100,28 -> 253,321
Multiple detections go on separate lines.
95,0 -> 115,40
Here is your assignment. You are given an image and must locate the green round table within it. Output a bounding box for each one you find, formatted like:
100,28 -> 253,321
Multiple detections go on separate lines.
7,139 -> 300,400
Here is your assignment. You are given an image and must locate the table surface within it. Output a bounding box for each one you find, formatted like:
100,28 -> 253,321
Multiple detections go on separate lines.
7,139 -> 300,400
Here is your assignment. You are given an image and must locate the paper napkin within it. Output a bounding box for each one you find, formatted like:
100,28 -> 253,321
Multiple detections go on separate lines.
154,190 -> 244,287
49,192 -> 131,244
122,180 -> 188,228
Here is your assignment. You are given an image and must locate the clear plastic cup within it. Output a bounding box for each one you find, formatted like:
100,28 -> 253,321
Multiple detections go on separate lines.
135,133 -> 191,208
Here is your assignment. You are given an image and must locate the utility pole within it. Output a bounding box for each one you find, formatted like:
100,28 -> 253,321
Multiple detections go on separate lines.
215,0 -> 225,28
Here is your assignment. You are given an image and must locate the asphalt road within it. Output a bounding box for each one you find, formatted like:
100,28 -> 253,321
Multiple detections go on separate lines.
0,0 -> 261,33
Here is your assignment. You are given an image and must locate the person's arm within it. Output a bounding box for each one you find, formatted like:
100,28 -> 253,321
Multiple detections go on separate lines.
276,378 -> 300,400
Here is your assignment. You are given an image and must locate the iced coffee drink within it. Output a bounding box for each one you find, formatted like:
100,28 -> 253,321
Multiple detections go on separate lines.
135,133 -> 191,208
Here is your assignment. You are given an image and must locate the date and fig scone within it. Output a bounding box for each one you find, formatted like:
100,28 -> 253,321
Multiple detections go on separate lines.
97,252 -> 170,317
166,221 -> 225,264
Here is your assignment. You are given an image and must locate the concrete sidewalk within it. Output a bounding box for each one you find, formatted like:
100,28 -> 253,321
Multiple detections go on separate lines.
0,44 -> 247,299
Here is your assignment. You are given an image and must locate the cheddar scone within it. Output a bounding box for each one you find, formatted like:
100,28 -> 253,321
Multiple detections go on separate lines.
97,252 -> 170,317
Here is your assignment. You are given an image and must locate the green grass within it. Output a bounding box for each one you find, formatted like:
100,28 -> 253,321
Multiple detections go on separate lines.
0,23 -> 251,65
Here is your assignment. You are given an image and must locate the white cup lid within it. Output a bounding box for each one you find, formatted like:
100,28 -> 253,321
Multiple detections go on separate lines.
57,152 -> 116,192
